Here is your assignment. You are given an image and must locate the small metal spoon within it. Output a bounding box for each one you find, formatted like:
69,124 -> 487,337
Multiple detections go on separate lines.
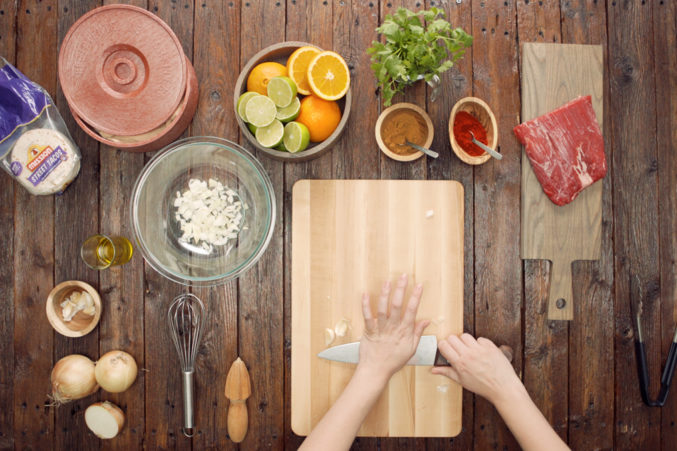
401,140 -> 439,159
469,131 -> 502,160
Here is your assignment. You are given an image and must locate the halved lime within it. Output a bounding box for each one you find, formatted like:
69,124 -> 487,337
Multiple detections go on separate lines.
245,95 -> 277,127
283,121 -> 310,153
267,76 -> 297,108
255,119 -> 284,148
237,91 -> 260,122
276,96 -> 301,122
275,141 -> 287,152
247,122 -> 258,134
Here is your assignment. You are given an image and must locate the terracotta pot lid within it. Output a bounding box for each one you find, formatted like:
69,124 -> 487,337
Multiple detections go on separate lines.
59,4 -> 187,136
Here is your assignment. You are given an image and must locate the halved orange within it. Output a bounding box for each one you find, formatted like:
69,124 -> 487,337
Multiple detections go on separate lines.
307,51 -> 350,101
286,46 -> 321,96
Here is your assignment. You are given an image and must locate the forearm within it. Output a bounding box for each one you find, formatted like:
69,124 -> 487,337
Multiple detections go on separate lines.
493,385 -> 570,451
299,367 -> 388,451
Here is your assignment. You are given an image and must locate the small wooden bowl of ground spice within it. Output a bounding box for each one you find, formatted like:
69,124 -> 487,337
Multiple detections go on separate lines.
375,103 -> 434,162
449,97 -> 498,165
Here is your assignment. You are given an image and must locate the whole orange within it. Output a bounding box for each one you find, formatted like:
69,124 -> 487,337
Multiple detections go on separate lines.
296,96 -> 342,142
246,62 -> 287,95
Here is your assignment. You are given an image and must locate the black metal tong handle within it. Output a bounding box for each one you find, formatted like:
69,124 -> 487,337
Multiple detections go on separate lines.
635,337 -> 677,407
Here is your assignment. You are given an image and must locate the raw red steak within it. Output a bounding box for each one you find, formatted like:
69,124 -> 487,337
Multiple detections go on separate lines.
514,95 -> 606,206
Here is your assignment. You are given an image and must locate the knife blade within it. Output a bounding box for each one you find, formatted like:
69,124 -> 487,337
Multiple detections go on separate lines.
317,335 -> 449,366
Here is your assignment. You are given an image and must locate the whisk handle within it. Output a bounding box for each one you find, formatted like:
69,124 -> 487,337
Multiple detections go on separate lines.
182,371 -> 195,437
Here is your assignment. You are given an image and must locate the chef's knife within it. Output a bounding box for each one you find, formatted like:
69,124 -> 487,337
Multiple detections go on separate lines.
318,335 -> 450,366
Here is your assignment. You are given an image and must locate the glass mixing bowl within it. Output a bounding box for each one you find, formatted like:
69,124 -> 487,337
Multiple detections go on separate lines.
130,137 -> 275,285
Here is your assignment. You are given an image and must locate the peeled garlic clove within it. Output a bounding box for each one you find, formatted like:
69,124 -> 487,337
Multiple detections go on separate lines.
62,303 -> 74,322
82,305 -> 96,316
334,319 -> 350,337
324,328 -> 335,346
82,292 -> 94,308
75,292 -> 88,309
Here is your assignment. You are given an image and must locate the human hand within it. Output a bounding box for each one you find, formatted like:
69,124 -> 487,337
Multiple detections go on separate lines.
431,334 -> 523,405
357,274 -> 431,383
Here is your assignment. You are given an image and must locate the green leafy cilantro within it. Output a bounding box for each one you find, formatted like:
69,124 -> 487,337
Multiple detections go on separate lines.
367,7 -> 473,106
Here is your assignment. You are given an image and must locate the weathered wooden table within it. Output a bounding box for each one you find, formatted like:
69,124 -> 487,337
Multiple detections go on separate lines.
1,0 -> 675,449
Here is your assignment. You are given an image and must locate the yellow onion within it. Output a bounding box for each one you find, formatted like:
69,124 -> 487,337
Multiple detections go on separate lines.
85,401 -> 126,439
95,350 -> 138,393
50,354 -> 99,404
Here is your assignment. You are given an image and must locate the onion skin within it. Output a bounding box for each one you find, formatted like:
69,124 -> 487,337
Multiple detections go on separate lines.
95,351 -> 138,393
50,354 -> 99,405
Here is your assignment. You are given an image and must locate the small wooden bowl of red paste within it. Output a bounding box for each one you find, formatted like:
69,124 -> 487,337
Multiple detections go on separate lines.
375,103 -> 433,162
449,97 -> 498,165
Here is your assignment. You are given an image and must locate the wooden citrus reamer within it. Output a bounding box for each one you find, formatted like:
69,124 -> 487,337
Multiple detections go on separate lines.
225,357 -> 251,443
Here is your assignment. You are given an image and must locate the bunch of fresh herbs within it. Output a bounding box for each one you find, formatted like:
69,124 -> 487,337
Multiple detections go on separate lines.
367,7 -> 473,106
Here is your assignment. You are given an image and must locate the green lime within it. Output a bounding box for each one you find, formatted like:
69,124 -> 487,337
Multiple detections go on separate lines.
255,119 -> 284,148
247,122 -> 258,134
283,121 -> 310,153
267,76 -> 297,108
276,96 -> 301,122
245,95 -> 277,127
275,141 -> 287,152
237,91 -> 260,122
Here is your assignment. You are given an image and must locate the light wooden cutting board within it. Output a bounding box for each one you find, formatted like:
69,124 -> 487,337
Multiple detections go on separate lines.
291,180 -> 464,437
520,43 -> 604,320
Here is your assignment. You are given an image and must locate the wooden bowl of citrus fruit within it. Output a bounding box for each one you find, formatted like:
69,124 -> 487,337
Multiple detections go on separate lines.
234,41 -> 352,162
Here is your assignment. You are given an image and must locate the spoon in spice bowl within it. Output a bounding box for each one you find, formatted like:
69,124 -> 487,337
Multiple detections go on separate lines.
400,140 -> 439,159
470,131 -> 502,160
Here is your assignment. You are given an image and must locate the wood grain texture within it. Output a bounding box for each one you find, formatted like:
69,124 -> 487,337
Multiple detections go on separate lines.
141,0 -> 193,449
654,0 -> 677,448
377,3 -> 426,449
424,1 -> 475,449
470,0 -> 522,449
191,1 -> 240,449
283,1 -> 335,448
238,1 -> 286,449
520,43 -> 604,320
515,2 -> 569,444
13,2 -> 57,449
608,0 -> 661,449
2,1 -> 677,449
560,1 -> 615,449
0,1 -> 16,449
291,180 -> 464,438
331,0 -> 380,180
54,1 -> 102,450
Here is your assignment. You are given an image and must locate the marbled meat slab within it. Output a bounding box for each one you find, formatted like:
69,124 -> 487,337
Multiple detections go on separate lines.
514,95 -> 606,206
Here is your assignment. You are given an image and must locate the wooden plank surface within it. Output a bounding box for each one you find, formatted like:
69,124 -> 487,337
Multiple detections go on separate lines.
654,0 -> 677,449
520,43 -> 604,320
515,3 -> 569,444
560,2 -> 615,449
54,1 -> 102,450
608,0 -> 661,449
291,180 -> 464,437
238,2 -> 286,449
13,2 -> 57,449
0,1 -> 676,449
425,2 -> 475,449
470,1 -> 523,449
190,1 -> 240,449
0,1 -> 17,449
282,1 -> 335,449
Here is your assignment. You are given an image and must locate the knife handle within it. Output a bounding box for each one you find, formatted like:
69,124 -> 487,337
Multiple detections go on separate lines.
434,350 -> 449,366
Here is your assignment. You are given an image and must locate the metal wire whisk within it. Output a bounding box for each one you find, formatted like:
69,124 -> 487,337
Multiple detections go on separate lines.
168,293 -> 206,437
